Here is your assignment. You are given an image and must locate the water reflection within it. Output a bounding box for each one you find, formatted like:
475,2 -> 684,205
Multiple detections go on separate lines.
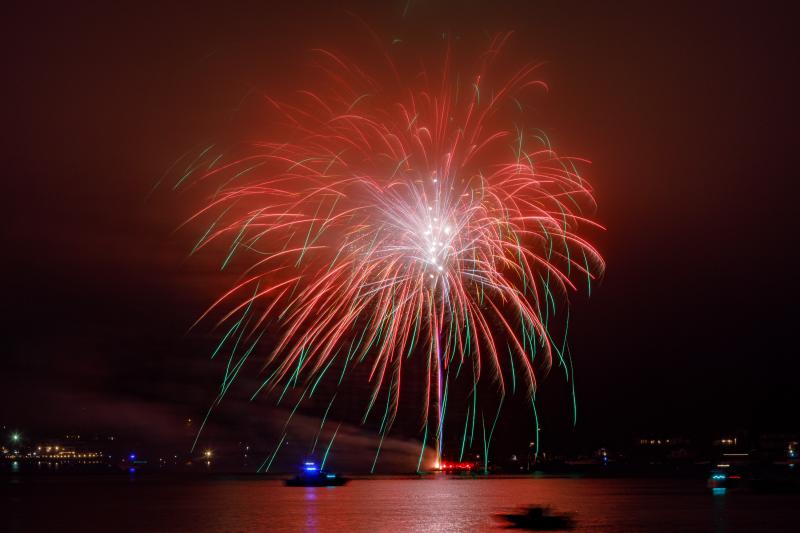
711,486 -> 727,533
5,477 -> 799,532
304,487 -> 318,530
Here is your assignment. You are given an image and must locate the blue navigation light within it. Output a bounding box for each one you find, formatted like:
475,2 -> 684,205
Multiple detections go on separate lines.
326,474 -> 336,479
129,467 -> 136,474
129,453 -> 137,461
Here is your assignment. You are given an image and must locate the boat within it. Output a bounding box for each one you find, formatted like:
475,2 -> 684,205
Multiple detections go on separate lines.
708,468 -> 742,490
433,460 -> 476,473
285,461 -> 349,487
497,506 -> 575,530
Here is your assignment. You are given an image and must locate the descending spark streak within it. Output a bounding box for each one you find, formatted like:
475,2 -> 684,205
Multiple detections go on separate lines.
180,32 -> 604,470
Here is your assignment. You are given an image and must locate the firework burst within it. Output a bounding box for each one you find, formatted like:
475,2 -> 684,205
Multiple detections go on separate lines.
176,32 -> 604,471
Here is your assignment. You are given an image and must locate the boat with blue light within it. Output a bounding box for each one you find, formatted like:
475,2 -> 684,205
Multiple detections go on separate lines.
285,461 -> 349,487
708,468 -> 742,490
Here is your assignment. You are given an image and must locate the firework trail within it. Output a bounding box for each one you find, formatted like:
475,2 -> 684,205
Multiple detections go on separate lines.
176,32 -> 604,471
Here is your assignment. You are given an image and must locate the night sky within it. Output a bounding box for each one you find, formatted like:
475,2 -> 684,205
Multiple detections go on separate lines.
2,1 -> 798,465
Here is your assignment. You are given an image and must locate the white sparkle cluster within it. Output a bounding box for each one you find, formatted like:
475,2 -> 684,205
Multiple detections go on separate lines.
422,206 -> 453,279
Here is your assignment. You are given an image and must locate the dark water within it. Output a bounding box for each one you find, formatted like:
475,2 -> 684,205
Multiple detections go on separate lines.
2,476 -> 797,532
